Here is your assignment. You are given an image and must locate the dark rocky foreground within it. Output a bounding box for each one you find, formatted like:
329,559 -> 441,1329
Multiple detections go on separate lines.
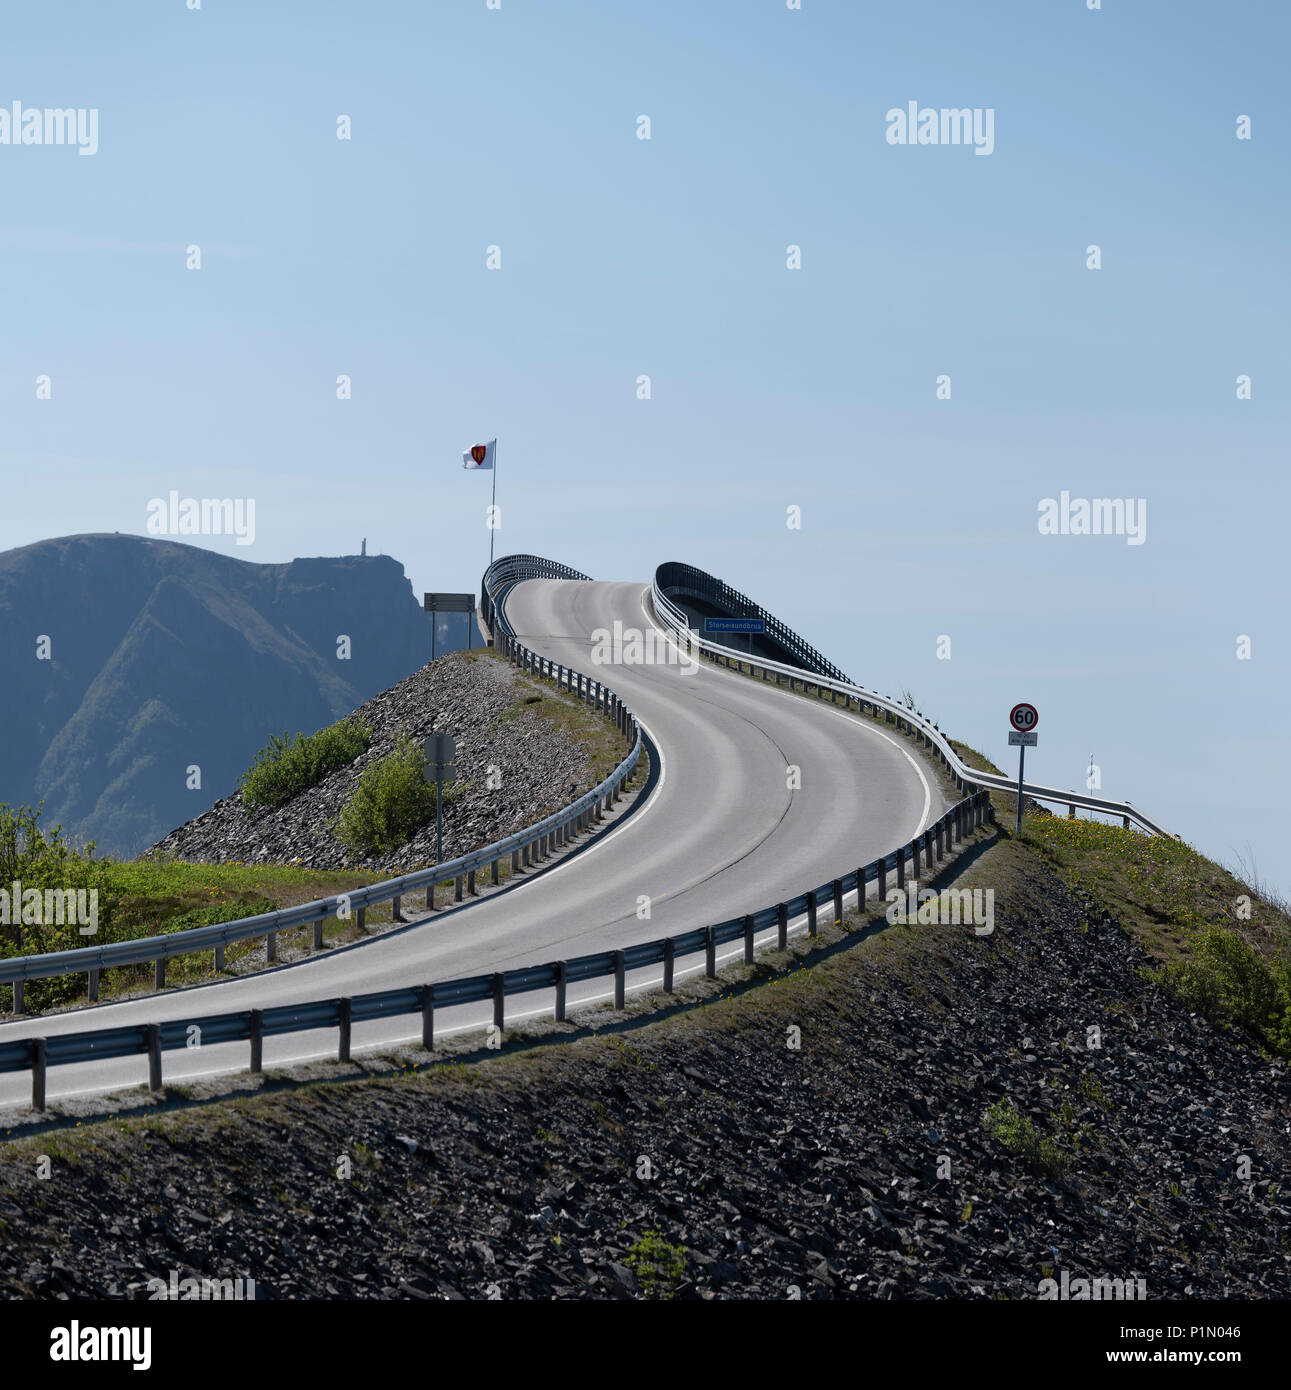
147,650 -> 597,872
0,839 -> 1286,1300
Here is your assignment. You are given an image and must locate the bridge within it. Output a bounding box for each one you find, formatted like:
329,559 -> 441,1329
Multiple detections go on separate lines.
0,556 -> 1164,1110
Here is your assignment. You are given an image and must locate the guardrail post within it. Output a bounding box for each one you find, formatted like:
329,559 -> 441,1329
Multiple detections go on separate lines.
11,980 -> 23,1015
512,848 -> 521,873
832,878 -> 843,925
338,997 -> 352,1062
215,943 -> 225,973
147,1023 -> 162,1091
555,961 -> 567,1021
743,914 -> 755,964
954,805 -> 963,845
705,927 -> 716,978
522,842 -> 531,867
154,958 -> 165,991
911,837 -> 920,878
87,968 -> 99,1002
896,845 -> 906,888
357,907 -> 367,931
467,869 -> 477,896
250,1008 -> 263,1073
420,985 -> 435,1050
492,974 -> 505,1032
877,857 -> 887,900
1068,803 -> 1076,820
777,902 -> 788,948
924,827 -> 934,864
455,874 -> 464,901
663,938 -> 675,992
807,891 -> 818,937
613,950 -> 626,1010
267,931 -> 277,961
426,881 -> 436,910
31,1038 -> 46,1112
491,858 -> 500,886
1122,814 -> 1129,829
935,819 -> 944,861
313,920 -> 324,951
392,894 -> 402,921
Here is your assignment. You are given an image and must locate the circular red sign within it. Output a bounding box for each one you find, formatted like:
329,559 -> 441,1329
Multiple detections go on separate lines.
1009,702 -> 1039,732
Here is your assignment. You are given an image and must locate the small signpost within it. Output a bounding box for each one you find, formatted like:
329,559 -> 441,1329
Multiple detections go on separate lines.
422,732 -> 457,866
1008,704 -> 1039,835
423,593 -> 476,660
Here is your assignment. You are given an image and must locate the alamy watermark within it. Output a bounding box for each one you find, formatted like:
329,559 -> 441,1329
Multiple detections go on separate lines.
884,880 -> 994,936
590,621 -> 698,673
146,1269 -> 256,1301
886,101 -> 994,156
146,491 -> 256,546
0,101 -> 98,156
1038,491 -> 1146,546
0,881 -> 98,935
1038,1269 -> 1147,1300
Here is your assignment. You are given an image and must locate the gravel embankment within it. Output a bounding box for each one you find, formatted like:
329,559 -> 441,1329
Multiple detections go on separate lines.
2,839 -> 1286,1300
146,652 -> 597,871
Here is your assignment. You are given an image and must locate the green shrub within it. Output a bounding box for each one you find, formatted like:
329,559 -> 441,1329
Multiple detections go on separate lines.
1155,925 -> 1291,1056
334,735 -> 457,856
0,803 -> 115,1010
624,1230 -> 686,1300
239,718 -> 371,809
983,1099 -> 1068,1177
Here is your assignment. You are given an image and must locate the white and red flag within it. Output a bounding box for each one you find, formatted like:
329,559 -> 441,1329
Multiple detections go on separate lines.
462,439 -> 496,470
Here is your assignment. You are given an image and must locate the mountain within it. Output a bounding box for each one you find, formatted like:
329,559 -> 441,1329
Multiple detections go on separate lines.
0,534 -> 450,857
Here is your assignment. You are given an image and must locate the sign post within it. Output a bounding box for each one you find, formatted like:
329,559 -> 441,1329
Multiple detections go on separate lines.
1008,704 -> 1039,835
422,732 -> 457,866
423,593 -> 476,661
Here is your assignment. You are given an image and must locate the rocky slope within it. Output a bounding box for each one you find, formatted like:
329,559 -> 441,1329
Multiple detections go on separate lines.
147,649 -> 598,871
1,838 -> 1285,1300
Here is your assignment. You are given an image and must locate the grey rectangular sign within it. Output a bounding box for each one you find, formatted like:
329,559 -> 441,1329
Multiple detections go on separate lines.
424,592 -> 475,613
422,733 -> 457,780
1007,730 -> 1038,746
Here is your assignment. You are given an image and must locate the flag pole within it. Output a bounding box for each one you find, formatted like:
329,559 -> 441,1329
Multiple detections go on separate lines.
489,440 -> 498,565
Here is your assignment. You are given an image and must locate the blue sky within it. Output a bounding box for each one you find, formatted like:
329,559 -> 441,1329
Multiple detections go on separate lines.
3,0 -> 1287,893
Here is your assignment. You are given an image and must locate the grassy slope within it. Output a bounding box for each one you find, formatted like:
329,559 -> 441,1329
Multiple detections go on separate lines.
956,740 -> 1291,1056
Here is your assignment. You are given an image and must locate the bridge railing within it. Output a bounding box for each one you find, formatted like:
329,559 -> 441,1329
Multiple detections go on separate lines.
0,560 -> 639,1013
3,773 -> 992,1110
652,569 -> 1169,836
0,551 -> 1164,1110
654,559 -> 852,682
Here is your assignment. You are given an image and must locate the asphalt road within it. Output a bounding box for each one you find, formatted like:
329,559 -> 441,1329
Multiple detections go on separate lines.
0,578 -> 947,1108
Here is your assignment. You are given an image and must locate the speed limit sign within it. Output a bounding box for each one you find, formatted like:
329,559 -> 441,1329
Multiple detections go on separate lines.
1008,703 -> 1038,836
1009,703 -> 1039,733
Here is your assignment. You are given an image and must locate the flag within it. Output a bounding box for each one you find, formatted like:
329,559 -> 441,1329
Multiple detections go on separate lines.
462,439 -> 496,470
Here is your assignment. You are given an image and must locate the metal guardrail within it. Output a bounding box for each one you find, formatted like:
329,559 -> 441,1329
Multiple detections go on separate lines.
651,569 -> 1170,836
0,561 -> 640,1013
4,775 -> 992,1109
0,550 -> 1164,1110
655,559 -> 851,683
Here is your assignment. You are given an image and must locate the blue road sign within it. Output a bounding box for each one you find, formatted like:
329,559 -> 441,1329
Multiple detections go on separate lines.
704,617 -> 765,634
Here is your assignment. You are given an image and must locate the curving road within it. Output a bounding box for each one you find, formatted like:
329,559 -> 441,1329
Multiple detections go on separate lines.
0,578 -> 947,1108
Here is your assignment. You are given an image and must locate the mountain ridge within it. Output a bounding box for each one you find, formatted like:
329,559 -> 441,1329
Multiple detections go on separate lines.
0,533 -> 436,856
